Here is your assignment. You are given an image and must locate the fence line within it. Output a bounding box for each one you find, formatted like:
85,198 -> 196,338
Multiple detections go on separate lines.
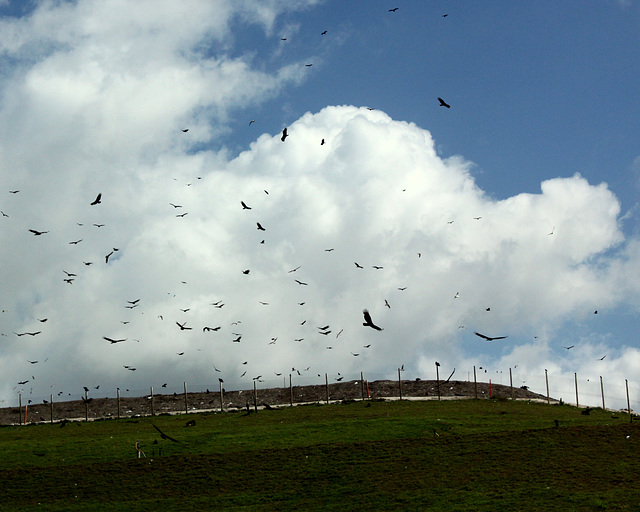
11,366 -> 638,425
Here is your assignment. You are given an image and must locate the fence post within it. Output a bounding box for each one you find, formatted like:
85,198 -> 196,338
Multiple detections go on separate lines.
325,373 -> 329,403
50,394 -> 53,424
545,369 -> 550,404
574,372 -> 579,408
183,382 -> 188,414
509,368 -> 514,400
626,379 -> 632,422
289,374 -> 293,406
435,363 -> 441,400
18,392 -> 22,425
600,376 -> 605,410
398,368 -> 403,400
219,379 -> 224,412
360,371 -> 365,400
84,389 -> 89,421
473,366 -> 478,399
117,388 -> 120,419
150,387 -> 155,416
253,380 -> 258,412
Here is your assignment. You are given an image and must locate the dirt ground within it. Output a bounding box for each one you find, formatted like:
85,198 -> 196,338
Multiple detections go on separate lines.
1,379 -> 549,426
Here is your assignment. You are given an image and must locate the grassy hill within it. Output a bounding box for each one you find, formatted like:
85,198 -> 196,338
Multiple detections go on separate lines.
0,398 -> 638,511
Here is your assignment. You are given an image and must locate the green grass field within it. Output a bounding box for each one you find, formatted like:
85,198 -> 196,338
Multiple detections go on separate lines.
0,398 -> 638,511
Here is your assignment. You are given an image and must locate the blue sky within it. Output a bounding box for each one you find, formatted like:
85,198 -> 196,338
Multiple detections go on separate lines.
0,0 -> 639,410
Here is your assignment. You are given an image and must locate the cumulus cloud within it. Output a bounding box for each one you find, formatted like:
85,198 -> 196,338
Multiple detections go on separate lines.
1,1 -> 639,411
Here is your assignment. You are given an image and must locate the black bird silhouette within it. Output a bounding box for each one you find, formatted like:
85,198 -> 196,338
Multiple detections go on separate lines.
474,331 -> 508,341
242,269 -> 250,275
563,345 -> 575,350
28,229 -> 48,236
9,190 -> 19,194
105,251 -> 114,263
295,279 -> 308,286
438,97 -> 450,108
203,326 -> 221,332
257,222 -> 265,231
90,193 -> 102,205
362,309 -> 383,330
176,321 -> 192,331
389,7 -> 399,12
354,262 -> 363,268
241,201 -> 251,210
103,337 -> 126,344
281,127 -> 288,141
152,424 -> 179,442
181,129 -> 189,132
321,30 -> 327,35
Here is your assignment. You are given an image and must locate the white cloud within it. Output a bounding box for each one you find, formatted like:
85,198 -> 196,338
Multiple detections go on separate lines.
1,1 -> 640,412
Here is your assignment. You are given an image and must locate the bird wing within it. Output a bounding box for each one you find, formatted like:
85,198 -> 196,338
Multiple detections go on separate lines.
474,332 -> 491,341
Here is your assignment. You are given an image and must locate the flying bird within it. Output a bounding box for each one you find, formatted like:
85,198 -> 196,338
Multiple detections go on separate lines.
90,193 -> 102,205
354,262 -> 363,269
437,97 -> 451,108
176,322 -> 192,331
389,7 -> 399,12
241,201 -> 251,210
295,279 -> 308,286
384,299 -> 390,308
152,424 -> 179,442
288,266 -> 301,273
257,222 -> 265,231
281,127 -> 288,142
28,229 -> 48,236
103,337 -> 126,344
474,332 -> 508,341
105,251 -> 114,263
321,30 -> 327,35
563,345 -> 575,350
181,129 -> 189,133
203,326 -> 221,332
362,309 -> 383,331
69,239 -> 83,245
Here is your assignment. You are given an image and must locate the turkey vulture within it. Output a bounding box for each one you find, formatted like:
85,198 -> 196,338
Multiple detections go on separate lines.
103,337 -> 126,344
362,309 -> 383,330
241,201 -> 251,210
28,229 -> 48,236
474,331 -> 507,341
281,127 -> 288,141
90,193 -> 102,205
152,424 -> 179,442
437,97 -> 450,108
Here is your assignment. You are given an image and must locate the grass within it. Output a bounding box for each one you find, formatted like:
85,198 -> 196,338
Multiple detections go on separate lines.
0,398 -> 638,511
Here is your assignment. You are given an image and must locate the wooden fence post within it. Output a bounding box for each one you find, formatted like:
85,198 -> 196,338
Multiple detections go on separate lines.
18,393 -> 22,425
435,363 -> 441,401
509,368 -> 514,400
183,382 -> 188,414
545,369 -> 550,404
398,368 -> 403,400
150,387 -> 155,416
219,379 -> 224,412
626,379 -> 632,423
600,376 -> 605,410
289,374 -> 293,406
574,372 -> 579,408
84,389 -> 89,421
360,371 -> 365,400
253,380 -> 258,412
117,388 -> 120,419
325,373 -> 329,403
50,394 -> 53,424
473,366 -> 477,399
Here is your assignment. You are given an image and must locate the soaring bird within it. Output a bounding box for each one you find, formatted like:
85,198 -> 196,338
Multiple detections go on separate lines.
241,201 -> 251,210
105,251 -> 114,263
181,129 -> 189,133
474,331 -> 508,341
354,262 -> 363,269
203,326 -> 221,332
152,424 -> 179,442
103,337 -> 126,344
389,7 -> 399,12
362,309 -> 383,331
295,279 -> 308,286
257,222 -> 265,231
321,30 -> 327,35
176,321 -> 192,331
28,229 -> 48,236
90,193 -> 102,205
281,127 -> 288,142
437,97 -> 451,108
